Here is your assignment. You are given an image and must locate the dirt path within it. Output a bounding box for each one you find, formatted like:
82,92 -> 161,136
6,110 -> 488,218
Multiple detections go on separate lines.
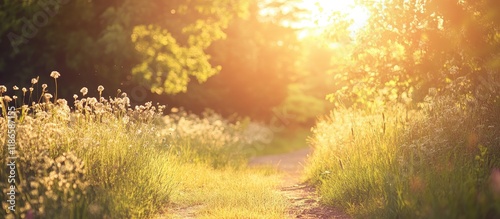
248,148 -> 350,219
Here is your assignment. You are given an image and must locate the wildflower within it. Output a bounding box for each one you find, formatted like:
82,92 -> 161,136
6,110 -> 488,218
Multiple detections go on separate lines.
80,87 -> 88,96
97,85 -> 104,92
73,94 -> 78,100
13,86 -> 19,90
42,84 -> 48,90
44,93 -> 53,99
29,87 -> 34,92
22,87 -> 27,93
13,96 -> 17,100
31,77 -> 39,84
57,99 -> 67,106
0,85 -> 6,94
50,71 -> 60,79
123,97 -> 130,106
88,97 -> 97,105
121,92 -> 127,98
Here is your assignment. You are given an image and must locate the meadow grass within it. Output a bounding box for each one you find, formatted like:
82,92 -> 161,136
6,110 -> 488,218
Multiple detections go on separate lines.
162,164 -> 288,219
0,74 -> 289,218
305,95 -> 500,218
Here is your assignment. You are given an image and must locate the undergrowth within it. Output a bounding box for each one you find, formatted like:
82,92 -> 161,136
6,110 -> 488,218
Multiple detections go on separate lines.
306,89 -> 500,218
0,72 -> 281,218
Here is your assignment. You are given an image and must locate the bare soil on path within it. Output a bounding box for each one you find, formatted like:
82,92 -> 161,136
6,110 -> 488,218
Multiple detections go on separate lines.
249,148 -> 350,219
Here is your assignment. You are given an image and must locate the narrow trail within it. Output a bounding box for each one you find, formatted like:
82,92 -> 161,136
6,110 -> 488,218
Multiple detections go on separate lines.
249,148 -> 350,219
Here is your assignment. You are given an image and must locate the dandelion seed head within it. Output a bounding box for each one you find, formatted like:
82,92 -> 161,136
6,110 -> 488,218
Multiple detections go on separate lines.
123,97 -> 130,106
57,99 -> 67,106
88,97 -> 97,105
80,87 -> 88,96
50,71 -> 61,79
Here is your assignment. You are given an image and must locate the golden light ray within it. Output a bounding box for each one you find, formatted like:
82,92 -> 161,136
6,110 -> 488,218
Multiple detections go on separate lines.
296,0 -> 371,39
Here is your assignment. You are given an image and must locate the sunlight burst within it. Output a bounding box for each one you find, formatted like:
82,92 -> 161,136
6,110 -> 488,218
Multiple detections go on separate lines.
296,0 -> 370,39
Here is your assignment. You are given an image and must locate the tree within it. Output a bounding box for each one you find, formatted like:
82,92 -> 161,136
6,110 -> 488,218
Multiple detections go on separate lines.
325,0 -> 500,109
161,0 -> 306,120
0,0 -> 249,96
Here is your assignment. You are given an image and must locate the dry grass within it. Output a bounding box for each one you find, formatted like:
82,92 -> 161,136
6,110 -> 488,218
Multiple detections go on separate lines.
0,73 -> 287,219
305,94 -> 500,218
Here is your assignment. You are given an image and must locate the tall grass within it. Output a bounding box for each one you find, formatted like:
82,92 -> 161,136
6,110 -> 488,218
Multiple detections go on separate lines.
0,74 -> 281,218
305,93 -> 500,218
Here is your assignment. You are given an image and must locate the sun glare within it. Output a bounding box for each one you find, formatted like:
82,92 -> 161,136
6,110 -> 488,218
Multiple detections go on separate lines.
296,0 -> 370,39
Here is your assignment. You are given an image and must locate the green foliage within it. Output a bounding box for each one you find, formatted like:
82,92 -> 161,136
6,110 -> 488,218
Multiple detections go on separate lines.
0,0 -> 250,95
131,25 -> 220,94
326,0 -> 500,109
305,93 -> 500,218
164,1 -> 303,119
277,84 -> 325,124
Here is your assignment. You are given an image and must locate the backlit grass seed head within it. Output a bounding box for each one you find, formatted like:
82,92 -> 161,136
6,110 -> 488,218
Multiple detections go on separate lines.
0,85 -> 6,94
80,87 -> 88,96
57,99 -> 67,106
97,85 -> 104,92
50,71 -> 60,79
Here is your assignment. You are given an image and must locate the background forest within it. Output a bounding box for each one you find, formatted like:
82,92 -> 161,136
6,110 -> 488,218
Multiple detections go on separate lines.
0,0 -> 332,123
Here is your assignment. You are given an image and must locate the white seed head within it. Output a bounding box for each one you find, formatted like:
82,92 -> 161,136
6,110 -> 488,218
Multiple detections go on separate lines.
50,71 -> 61,79
80,87 -> 88,96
